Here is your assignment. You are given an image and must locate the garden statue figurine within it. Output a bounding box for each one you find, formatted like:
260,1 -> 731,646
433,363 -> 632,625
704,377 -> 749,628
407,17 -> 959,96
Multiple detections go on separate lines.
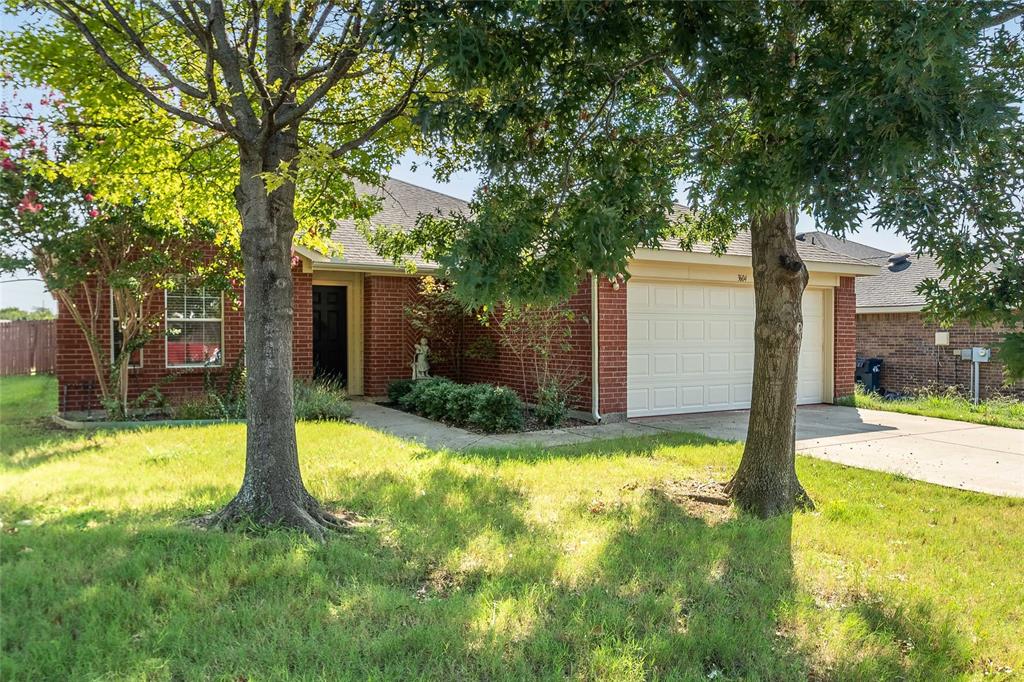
412,338 -> 430,380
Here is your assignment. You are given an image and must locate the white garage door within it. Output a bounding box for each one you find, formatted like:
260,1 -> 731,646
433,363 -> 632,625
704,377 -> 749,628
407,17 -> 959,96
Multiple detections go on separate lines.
627,281 -> 827,417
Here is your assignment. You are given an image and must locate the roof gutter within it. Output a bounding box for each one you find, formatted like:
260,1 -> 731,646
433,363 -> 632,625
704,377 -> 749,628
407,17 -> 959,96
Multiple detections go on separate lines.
857,305 -> 925,314
591,274 -> 602,424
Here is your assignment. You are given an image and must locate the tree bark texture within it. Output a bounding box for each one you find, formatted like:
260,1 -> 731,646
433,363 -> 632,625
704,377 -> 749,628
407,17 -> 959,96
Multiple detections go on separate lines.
727,207 -> 814,517
196,5 -> 351,540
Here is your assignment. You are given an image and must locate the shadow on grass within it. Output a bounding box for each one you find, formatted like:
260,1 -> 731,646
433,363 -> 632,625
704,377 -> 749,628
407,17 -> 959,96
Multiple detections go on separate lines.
408,430 -> 737,465
1,458 -> 971,681
0,418 -> 103,468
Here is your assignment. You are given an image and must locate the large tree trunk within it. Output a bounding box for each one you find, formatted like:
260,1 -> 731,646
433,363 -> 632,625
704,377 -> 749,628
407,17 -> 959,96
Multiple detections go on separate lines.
727,207 -> 814,517
196,131 -> 351,541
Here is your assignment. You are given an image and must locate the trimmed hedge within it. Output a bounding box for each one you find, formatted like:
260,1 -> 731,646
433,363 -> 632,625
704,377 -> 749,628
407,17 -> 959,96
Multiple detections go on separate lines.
387,379 -> 416,404
390,377 -> 524,433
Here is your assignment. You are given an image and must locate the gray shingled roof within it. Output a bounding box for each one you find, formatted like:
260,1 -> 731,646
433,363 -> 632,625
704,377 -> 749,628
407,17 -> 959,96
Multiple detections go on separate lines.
796,231 -> 892,261
327,178 -> 468,270
321,179 -> 874,271
796,231 -> 943,309
854,253 -> 944,309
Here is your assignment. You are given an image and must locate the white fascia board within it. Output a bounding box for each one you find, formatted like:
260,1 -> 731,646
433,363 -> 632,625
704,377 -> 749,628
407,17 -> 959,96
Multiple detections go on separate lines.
856,305 -> 924,314
631,247 -> 881,276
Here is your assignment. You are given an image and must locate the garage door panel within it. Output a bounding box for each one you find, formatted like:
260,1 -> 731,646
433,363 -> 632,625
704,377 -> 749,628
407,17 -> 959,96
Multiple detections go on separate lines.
707,353 -> 730,372
708,288 -> 731,309
628,319 -> 649,341
627,282 -> 827,417
653,353 -> 677,375
706,384 -> 731,406
627,354 -> 649,377
627,283 -> 650,309
682,286 -> 704,308
682,353 -> 703,374
682,320 -> 704,341
681,386 -> 703,406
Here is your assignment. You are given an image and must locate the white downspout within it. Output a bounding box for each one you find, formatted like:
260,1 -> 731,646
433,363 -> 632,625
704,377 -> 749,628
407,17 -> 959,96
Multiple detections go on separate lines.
591,274 -> 602,423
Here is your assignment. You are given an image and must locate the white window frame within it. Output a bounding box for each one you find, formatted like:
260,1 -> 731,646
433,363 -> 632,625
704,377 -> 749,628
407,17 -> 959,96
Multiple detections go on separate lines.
110,289 -> 143,369
164,284 -> 225,369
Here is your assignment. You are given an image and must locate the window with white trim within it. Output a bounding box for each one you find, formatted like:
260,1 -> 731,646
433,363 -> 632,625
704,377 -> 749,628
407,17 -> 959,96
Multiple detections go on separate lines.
165,283 -> 224,368
110,290 -> 143,369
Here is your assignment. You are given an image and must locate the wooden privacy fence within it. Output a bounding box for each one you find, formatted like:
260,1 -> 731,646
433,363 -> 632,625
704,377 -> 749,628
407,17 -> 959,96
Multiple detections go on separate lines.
0,320 -> 56,375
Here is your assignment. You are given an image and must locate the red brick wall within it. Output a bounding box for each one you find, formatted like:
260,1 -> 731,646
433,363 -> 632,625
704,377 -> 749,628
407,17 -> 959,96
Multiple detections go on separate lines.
362,275 -> 422,396
833,276 -> 857,400
292,269 -> 314,380
57,264 -> 313,413
857,313 -> 1023,399
460,280 -> 594,411
597,277 -> 627,416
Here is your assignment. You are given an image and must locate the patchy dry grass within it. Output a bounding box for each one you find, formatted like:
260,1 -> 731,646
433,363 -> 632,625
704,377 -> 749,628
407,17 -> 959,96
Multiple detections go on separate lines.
2,375 -> 1022,680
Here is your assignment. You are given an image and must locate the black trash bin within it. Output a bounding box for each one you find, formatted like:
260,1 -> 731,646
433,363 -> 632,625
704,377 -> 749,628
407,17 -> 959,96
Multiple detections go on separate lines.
855,357 -> 883,392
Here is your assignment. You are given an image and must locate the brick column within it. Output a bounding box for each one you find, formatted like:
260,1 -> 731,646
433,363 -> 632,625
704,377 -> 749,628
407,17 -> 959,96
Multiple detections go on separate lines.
292,266 -> 313,381
597,277 -> 628,417
833,276 -> 857,400
363,275 -> 419,396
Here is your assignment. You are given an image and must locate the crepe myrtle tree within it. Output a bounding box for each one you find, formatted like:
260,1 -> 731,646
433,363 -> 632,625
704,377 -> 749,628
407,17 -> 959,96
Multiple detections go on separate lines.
5,0 -> 437,538
373,1 -> 1024,517
0,122 -> 229,418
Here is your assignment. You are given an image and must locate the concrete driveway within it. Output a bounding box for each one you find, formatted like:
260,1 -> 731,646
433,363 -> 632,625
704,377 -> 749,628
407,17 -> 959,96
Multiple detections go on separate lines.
636,405 -> 1024,497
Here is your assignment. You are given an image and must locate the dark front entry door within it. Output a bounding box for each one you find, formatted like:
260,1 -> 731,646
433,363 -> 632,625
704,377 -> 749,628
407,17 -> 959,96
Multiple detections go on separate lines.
312,285 -> 348,384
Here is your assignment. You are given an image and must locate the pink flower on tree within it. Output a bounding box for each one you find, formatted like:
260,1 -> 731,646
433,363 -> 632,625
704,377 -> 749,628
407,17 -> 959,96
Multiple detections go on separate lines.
2,157 -> 17,171
0,136 -> 9,150
88,208 -> 100,218
84,193 -> 95,202
17,190 -> 43,214
16,126 -> 26,135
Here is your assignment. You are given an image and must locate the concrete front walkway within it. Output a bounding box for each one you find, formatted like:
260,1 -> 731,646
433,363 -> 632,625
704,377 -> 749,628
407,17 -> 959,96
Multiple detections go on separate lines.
349,401 -> 1023,497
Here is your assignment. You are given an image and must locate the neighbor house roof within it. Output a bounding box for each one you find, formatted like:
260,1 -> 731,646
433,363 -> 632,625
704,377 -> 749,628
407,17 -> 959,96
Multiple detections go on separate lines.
303,179 -> 877,274
796,231 -> 939,311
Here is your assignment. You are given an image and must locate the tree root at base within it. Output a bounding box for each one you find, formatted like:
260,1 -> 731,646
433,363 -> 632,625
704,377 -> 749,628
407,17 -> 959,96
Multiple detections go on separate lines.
188,492 -> 361,542
724,475 -> 815,519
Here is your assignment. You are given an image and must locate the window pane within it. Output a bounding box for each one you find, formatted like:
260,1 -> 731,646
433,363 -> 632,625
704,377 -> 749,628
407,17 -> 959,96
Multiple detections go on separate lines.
166,284 -> 223,367
166,292 -> 186,320
203,293 -> 222,318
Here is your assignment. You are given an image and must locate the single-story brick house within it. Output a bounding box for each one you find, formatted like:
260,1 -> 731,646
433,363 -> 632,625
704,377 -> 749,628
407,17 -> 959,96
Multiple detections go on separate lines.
56,179 -> 878,419
797,231 -> 1022,399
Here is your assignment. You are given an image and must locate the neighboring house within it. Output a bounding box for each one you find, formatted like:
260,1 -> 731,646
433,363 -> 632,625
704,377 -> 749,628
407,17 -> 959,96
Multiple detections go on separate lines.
797,231 -> 1022,399
56,179 -> 876,419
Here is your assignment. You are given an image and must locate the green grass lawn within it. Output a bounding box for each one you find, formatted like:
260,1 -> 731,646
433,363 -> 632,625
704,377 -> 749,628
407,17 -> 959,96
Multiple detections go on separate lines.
838,385 -> 1024,429
2,375 -> 1022,681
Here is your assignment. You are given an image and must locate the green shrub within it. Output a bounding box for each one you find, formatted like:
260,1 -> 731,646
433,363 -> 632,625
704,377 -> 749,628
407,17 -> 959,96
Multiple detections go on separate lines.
446,383 -> 491,426
534,380 -> 569,427
293,378 -> 352,421
399,379 -> 523,433
398,378 -> 452,416
387,379 -> 416,404
173,395 -> 222,420
418,379 -> 458,420
468,385 -> 524,433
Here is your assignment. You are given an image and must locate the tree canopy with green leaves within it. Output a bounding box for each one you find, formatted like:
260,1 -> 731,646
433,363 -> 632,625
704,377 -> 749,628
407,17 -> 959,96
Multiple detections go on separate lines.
2,0 -> 443,538
374,0 -> 1024,516
1,120 -> 230,417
